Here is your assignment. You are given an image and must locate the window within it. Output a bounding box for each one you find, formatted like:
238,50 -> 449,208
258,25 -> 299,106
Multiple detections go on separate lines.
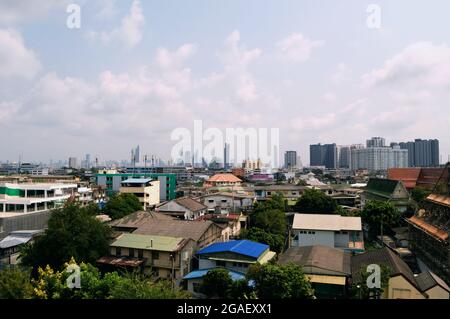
152,251 -> 159,260
129,248 -> 135,257
221,199 -> 227,203
216,260 -> 226,267
192,282 -> 201,293
138,250 -> 143,258
208,199 -> 214,203
116,247 -> 121,256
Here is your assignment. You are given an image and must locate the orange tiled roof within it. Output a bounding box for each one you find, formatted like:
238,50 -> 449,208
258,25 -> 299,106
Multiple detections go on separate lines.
206,173 -> 242,183
388,168 -> 421,189
426,194 -> 450,207
408,216 -> 449,241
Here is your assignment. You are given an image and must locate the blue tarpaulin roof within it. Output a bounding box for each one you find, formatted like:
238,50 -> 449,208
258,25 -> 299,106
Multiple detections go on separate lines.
197,240 -> 269,259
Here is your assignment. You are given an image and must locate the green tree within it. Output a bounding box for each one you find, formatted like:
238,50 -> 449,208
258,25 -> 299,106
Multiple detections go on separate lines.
250,209 -> 286,235
294,189 -> 338,214
247,263 -> 314,299
350,263 -> 392,299
200,268 -> 234,298
360,200 -> 402,240
0,267 -> 33,299
20,203 -> 111,270
410,187 -> 431,204
240,227 -> 285,253
104,193 -> 142,220
253,193 -> 286,213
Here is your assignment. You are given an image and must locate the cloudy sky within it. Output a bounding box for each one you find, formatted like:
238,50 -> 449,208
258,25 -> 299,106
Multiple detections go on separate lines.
1,0 -> 450,165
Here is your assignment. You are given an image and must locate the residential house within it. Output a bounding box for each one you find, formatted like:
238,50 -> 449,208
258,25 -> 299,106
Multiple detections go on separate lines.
291,213 -> 364,253
119,178 -> 160,210
361,178 -> 411,212
199,192 -> 254,214
196,240 -> 276,274
278,245 -> 352,299
0,230 -> 43,266
98,233 -> 196,283
156,197 -> 207,220
351,247 -> 450,299
204,173 -> 242,188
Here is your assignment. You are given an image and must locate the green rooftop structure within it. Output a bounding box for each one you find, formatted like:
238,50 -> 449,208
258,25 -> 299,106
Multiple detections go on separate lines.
361,178 -> 411,212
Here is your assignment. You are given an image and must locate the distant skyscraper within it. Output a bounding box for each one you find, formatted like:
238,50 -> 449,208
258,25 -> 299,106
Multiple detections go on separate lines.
131,145 -> 140,164
309,143 -> 337,169
85,154 -> 91,169
337,146 -> 351,169
68,157 -> 77,169
366,137 -> 386,148
351,145 -> 408,171
224,143 -> 230,169
399,139 -> 439,167
284,151 -> 297,169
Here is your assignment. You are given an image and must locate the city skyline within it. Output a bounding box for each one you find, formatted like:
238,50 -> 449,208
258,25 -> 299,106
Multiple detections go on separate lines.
1,1 -> 450,163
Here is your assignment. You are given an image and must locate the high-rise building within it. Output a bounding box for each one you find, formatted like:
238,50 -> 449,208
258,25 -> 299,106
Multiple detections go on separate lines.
309,143 -> 337,169
224,143 -> 230,169
337,146 -> 351,169
351,145 -> 408,171
399,139 -> 440,167
84,154 -> 91,169
284,151 -> 297,169
366,137 -> 386,148
68,157 -> 77,169
131,145 -> 140,164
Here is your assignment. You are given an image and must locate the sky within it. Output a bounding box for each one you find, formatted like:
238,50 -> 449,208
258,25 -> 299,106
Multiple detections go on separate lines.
1,0 -> 450,165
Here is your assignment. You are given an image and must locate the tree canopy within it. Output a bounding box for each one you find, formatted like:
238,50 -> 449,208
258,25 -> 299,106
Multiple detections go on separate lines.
247,263 -> 314,299
103,193 -> 142,220
294,189 -> 338,214
240,227 -> 284,253
20,203 -> 111,270
360,200 -> 402,240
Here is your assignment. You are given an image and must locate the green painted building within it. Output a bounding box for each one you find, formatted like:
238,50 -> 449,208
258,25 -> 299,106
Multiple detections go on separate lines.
96,173 -> 176,201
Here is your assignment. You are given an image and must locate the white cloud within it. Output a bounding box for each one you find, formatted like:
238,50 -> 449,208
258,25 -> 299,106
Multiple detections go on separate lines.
322,92 -> 336,103
363,42 -> 450,89
88,0 -> 145,48
276,33 -> 324,63
0,0 -> 67,25
155,44 -> 197,69
0,28 -> 41,79
331,62 -> 351,84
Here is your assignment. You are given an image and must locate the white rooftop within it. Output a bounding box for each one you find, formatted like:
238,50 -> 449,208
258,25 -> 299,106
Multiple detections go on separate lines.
292,213 -> 362,231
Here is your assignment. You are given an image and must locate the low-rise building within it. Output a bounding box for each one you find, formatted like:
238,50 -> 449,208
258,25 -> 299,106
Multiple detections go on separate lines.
199,192 -> 254,214
196,240 -> 276,274
291,213 -> 364,252
0,182 -> 77,239
156,197 -> 207,220
204,174 -> 242,188
98,233 -> 196,283
0,230 -> 43,266
119,178 -> 160,210
362,178 -> 411,212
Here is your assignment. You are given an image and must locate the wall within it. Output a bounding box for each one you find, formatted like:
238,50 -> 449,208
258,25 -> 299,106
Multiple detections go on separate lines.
387,276 -> 425,299
425,286 -> 449,299
292,229 -> 335,248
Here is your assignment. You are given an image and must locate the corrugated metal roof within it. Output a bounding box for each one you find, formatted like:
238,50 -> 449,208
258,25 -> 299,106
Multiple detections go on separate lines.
292,214 -> 362,231
111,233 -> 185,252
197,240 -> 269,259
121,178 -> 153,184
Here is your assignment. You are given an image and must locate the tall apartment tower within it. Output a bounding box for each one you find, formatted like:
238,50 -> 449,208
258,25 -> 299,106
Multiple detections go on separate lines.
309,143 -> 337,169
284,151 -> 297,169
399,139 -> 440,167
366,137 -> 386,148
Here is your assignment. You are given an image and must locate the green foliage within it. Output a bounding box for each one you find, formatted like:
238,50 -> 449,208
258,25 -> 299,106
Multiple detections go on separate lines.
104,193 -> 142,220
0,267 -> 33,299
350,263 -> 392,299
360,200 -> 402,240
296,179 -> 307,186
20,203 -> 111,270
253,193 -> 286,213
294,189 -> 338,214
240,227 -> 284,253
200,268 -> 234,298
410,187 -> 431,204
251,209 -> 287,235
247,263 -> 314,299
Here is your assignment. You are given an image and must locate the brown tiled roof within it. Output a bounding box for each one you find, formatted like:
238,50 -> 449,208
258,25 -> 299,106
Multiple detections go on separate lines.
279,245 -> 351,276
408,215 -> 449,241
133,218 -> 218,242
351,247 -> 417,288
388,168 -> 421,189
174,197 -> 207,212
206,173 -> 242,183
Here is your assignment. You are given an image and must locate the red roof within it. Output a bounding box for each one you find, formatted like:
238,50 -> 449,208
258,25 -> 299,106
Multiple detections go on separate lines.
206,173 -> 242,183
388,168 -> 421,189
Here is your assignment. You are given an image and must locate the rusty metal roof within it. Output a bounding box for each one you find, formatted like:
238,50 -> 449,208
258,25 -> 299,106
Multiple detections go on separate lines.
408,215 -> 449,241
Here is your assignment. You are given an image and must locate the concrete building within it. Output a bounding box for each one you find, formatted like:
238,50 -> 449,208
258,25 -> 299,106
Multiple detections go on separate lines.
0,182 -> 77,239
310,143 -> 337,169
204,173 -> 242,188
291,214 -> 364,252
96,172 -> 176,201
284,151 -> 297,170
351,146 -> 408,171
119,178 -> 160,210
156,197 -> 207,220
399,139 -> 440,167
366,137 -> 386,148
242,159 -> 262,172
98,233 -> 196,283
68,157 -> 77,169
